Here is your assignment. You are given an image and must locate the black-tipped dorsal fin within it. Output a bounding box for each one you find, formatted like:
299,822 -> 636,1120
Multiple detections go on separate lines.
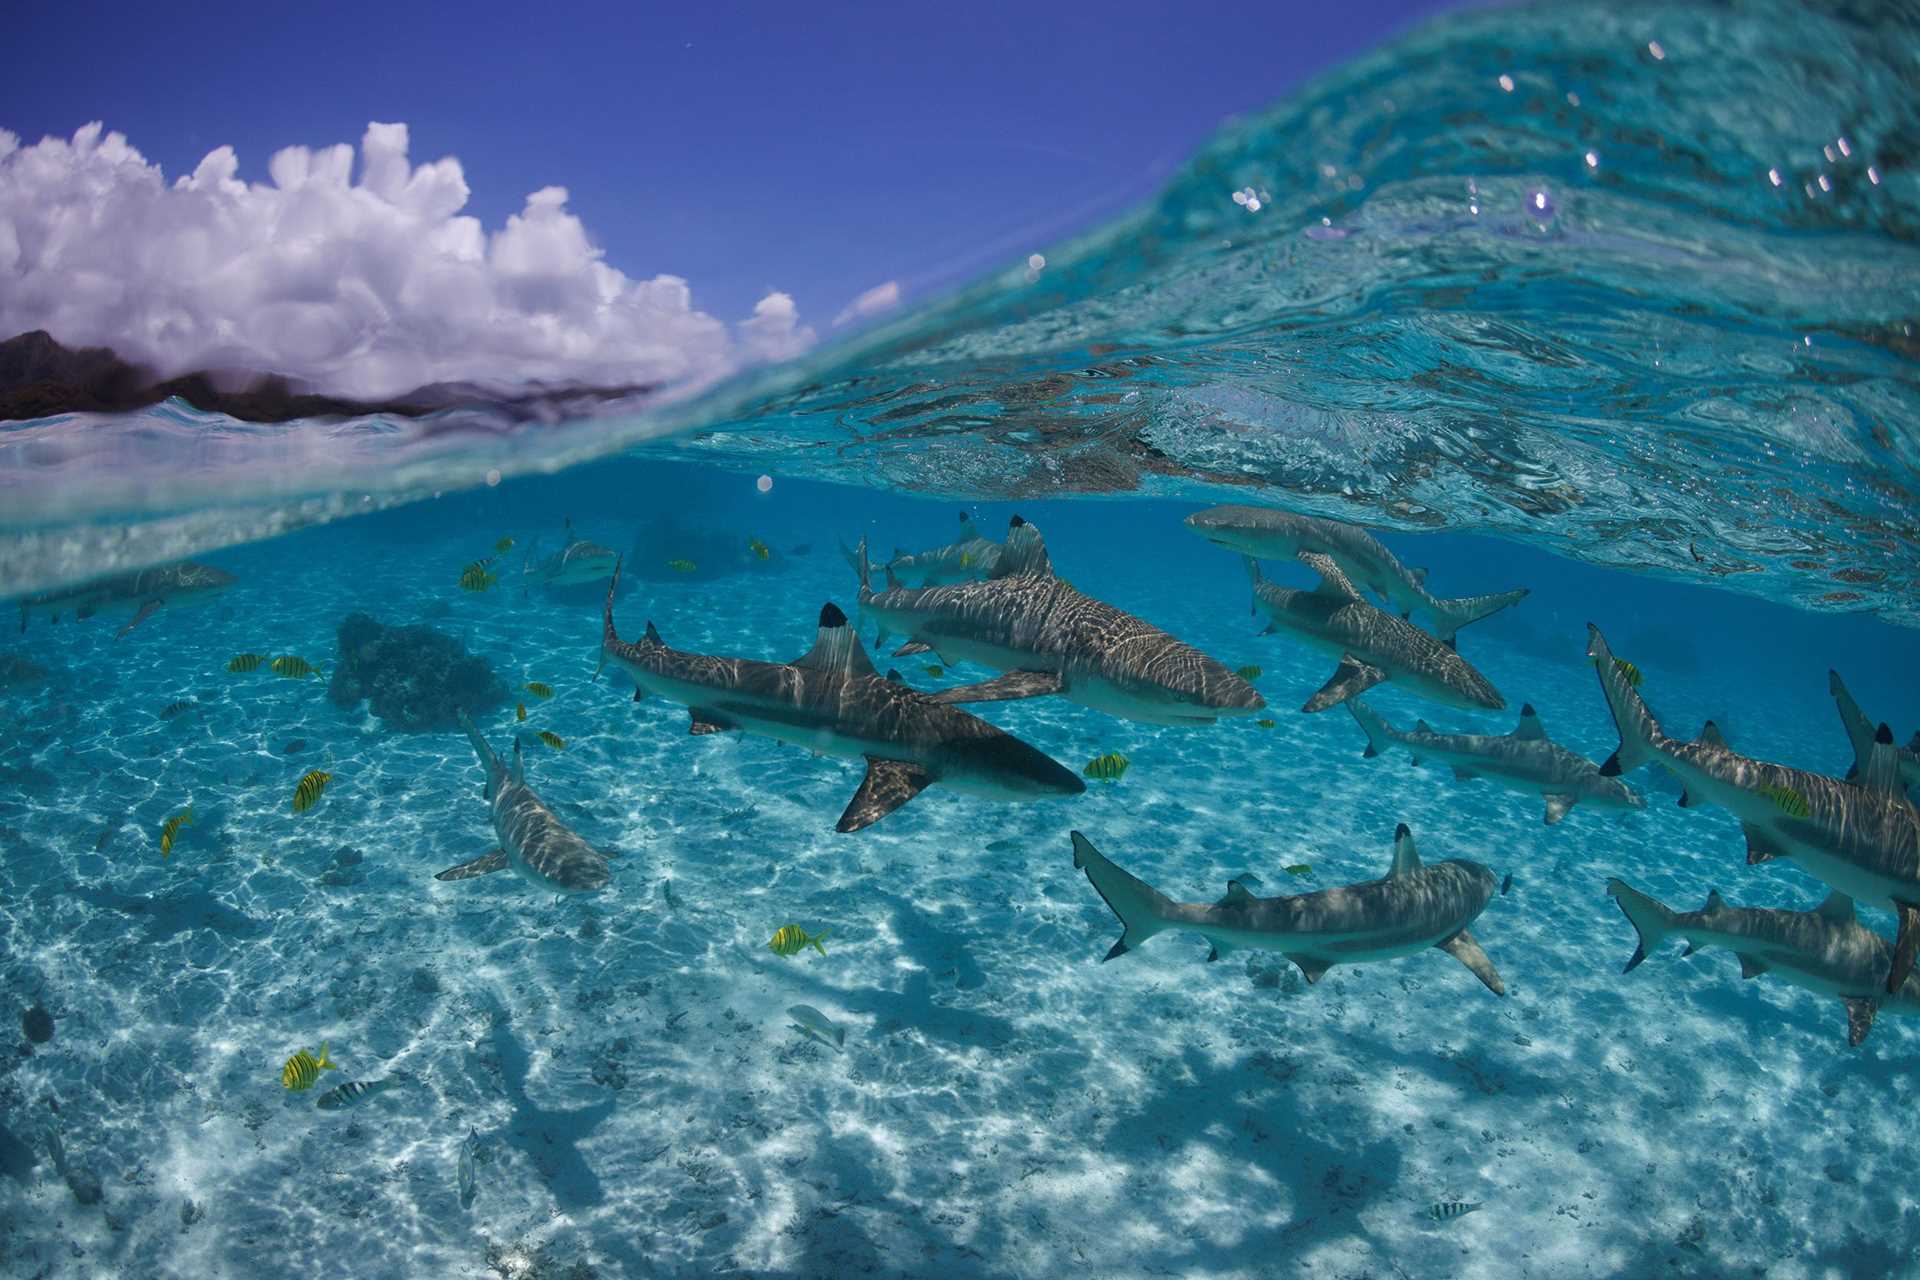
958,510 -> 973,527
1512,704 -> 1546,741
1704,888 -> 1727,912
795,603 -> 877,678
1861,725 -> 1903,797
1814,889 -> 1856,922
644,620 -> 663,646
1298,551 -> 1362,601
1698,720 -> 1727,749
1389,823 -> 1422,878
511,737 -> 525,785
1414,718 -> 1433,734
992,516 -> 1054,579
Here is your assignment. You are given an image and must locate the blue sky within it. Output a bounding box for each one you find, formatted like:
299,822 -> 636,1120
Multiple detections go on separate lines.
3,0 -> 1457,327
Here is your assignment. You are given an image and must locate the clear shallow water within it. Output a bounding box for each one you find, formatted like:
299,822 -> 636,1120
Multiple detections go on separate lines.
2,0 -> 1920,1276
1,462 -> 1918,1278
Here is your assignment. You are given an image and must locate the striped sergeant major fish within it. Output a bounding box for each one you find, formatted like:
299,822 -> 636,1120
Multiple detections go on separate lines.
315,1075 -> 409,1110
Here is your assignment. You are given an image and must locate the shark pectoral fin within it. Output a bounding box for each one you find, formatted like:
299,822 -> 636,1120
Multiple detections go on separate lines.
1738,954 -> 1769,980
1741,823 -> 1787,865
1888,903 -> 1920,995
1302,657 -> 1386,713
1206,941 -> 1237,963
689,710 -> 731,735
928,670 -> 1064,705
435,849 -> 509,881
836,757 -> 933,833
1679,942 -> 1699,957
1843,997 -> 1878,1047
632,687 -> 645,702
892,641 -> 934,657
1436,929 -> 1505,996
1677,787 -> 1700,808
1543,794 -> 1576,825
1286,954 -> 1332,984
116,599 -> 163,638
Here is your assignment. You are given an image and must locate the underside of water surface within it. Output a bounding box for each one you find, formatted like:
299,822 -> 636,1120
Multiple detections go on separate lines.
2,0 -> 1919,1277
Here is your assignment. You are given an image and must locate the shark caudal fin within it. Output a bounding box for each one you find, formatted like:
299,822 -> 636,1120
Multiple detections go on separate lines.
1429,587 -> 1529,640
1346,699 -> 1397,759
1605,877 -> 1677,973
1587,624 -> 1664,777
1828,670 -> 1879,781
595,555 -> 625,681
1070,831 -> 1174,961
456,710 -> 503,786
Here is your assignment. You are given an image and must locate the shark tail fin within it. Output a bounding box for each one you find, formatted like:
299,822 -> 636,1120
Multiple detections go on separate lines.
1606,878 -> 1675,973
1430,587 -> 1529,639
1346,699 -> 1394,759
456,709 -> 500,777
839,540 -> 861,576
1243,556 -> 1265,615
854,537 -> 872,592
1071,831 -> 1174,961
596,555 -> 625,681
1587,624 -> 1663,777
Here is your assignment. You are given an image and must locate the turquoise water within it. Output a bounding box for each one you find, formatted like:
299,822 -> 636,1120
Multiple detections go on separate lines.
4,1 -> 1920,1276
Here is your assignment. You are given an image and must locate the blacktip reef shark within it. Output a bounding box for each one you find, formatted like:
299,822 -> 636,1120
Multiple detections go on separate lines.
853,516 -> 1264,726
523,521 -> 619,589
599,558 -> 1084,831
435,710 -> 613,893
1588,624 -> 1920,993
1071,824 -> 1507,993
840,511 -> 1004,587
1608,878 -> 1920,1046
1346,699 -> 1643,824
16,561 -> 236,637
1185,504 -> 1528,641
1829,670 -> 1920,791
1247,554 -> 1505,714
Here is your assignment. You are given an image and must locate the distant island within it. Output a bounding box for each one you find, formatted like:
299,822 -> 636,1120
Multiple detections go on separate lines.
0,330 -> 657,424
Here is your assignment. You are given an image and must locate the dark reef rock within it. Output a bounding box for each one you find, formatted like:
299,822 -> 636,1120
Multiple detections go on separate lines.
21,1004 -> 53,1045
0,330 -> 658,424
328,612 -> 506,731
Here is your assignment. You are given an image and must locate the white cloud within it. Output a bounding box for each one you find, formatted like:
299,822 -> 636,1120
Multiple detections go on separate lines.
833,279 -> 902,327
0,121 -> 815,398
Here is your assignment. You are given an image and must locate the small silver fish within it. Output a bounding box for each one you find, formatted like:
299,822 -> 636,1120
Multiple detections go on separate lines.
1427,1200 -> 1482,1222
458,1128 -> 479,1209
315,1075 -> 406,1110
787,1004 -> 845,1053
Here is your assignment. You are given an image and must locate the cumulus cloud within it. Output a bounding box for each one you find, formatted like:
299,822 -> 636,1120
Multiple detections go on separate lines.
833,279 -> 902,327
0,121 -> 815,398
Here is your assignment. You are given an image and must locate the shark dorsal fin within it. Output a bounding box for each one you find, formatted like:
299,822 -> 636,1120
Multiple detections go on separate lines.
644,620 -> 664,646
1829,669 -> 1877,780
991,516 -> 1054,579
1218,880 -> 1258,909
1389,823 -> 1422,878
1703,889 -> 1726,912
1512,704 -> 1546,741
1415,719 -> 1433,735
1861,724 -> 1903,797
958,511 -> 973,529
511,737 -> 525,785
795,603 -> 877,678
1298,551 -> 1362,601
1698,720 -> 1727,749
1815,889 -> 1856,922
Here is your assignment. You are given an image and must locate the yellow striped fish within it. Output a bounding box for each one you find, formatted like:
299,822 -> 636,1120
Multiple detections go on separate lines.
292,769 -> 333,814
458,560 -> 497,592
1256,719 -> 1276,729
747,537 -> 770,561
1083,752 -> 1130,783
227,653 -> 266,673
1235,665 -> 1262,681
494,536 -> 514,553
1612,658 -> 1643,688
536,731 -> 566,750
768,925 -> 829,958
1760,784 -> 1811,819
281,1043 -> 337,1091
516,703 -> 527,722
158,807 -> 193,859
524,681 -> 554,699
271,655 -> 321,679
666,559 -> 697,573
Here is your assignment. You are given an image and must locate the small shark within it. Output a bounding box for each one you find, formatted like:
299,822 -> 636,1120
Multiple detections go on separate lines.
599,559 -> 1084,831
1607,878 -> 1920,1046
1248,553 -> 1505,713
435,710 -> 613,893
1071,824 -> 1506,993
1588,624 -> 1920,993
1829,670 -> 1920,791
1346,699 -> 1643,824
16,561 -> 236,637
841,511 -> 1004,587
523,522 -> 619,589
1185,505 -> 1527,640
853,516 -> 1264,726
